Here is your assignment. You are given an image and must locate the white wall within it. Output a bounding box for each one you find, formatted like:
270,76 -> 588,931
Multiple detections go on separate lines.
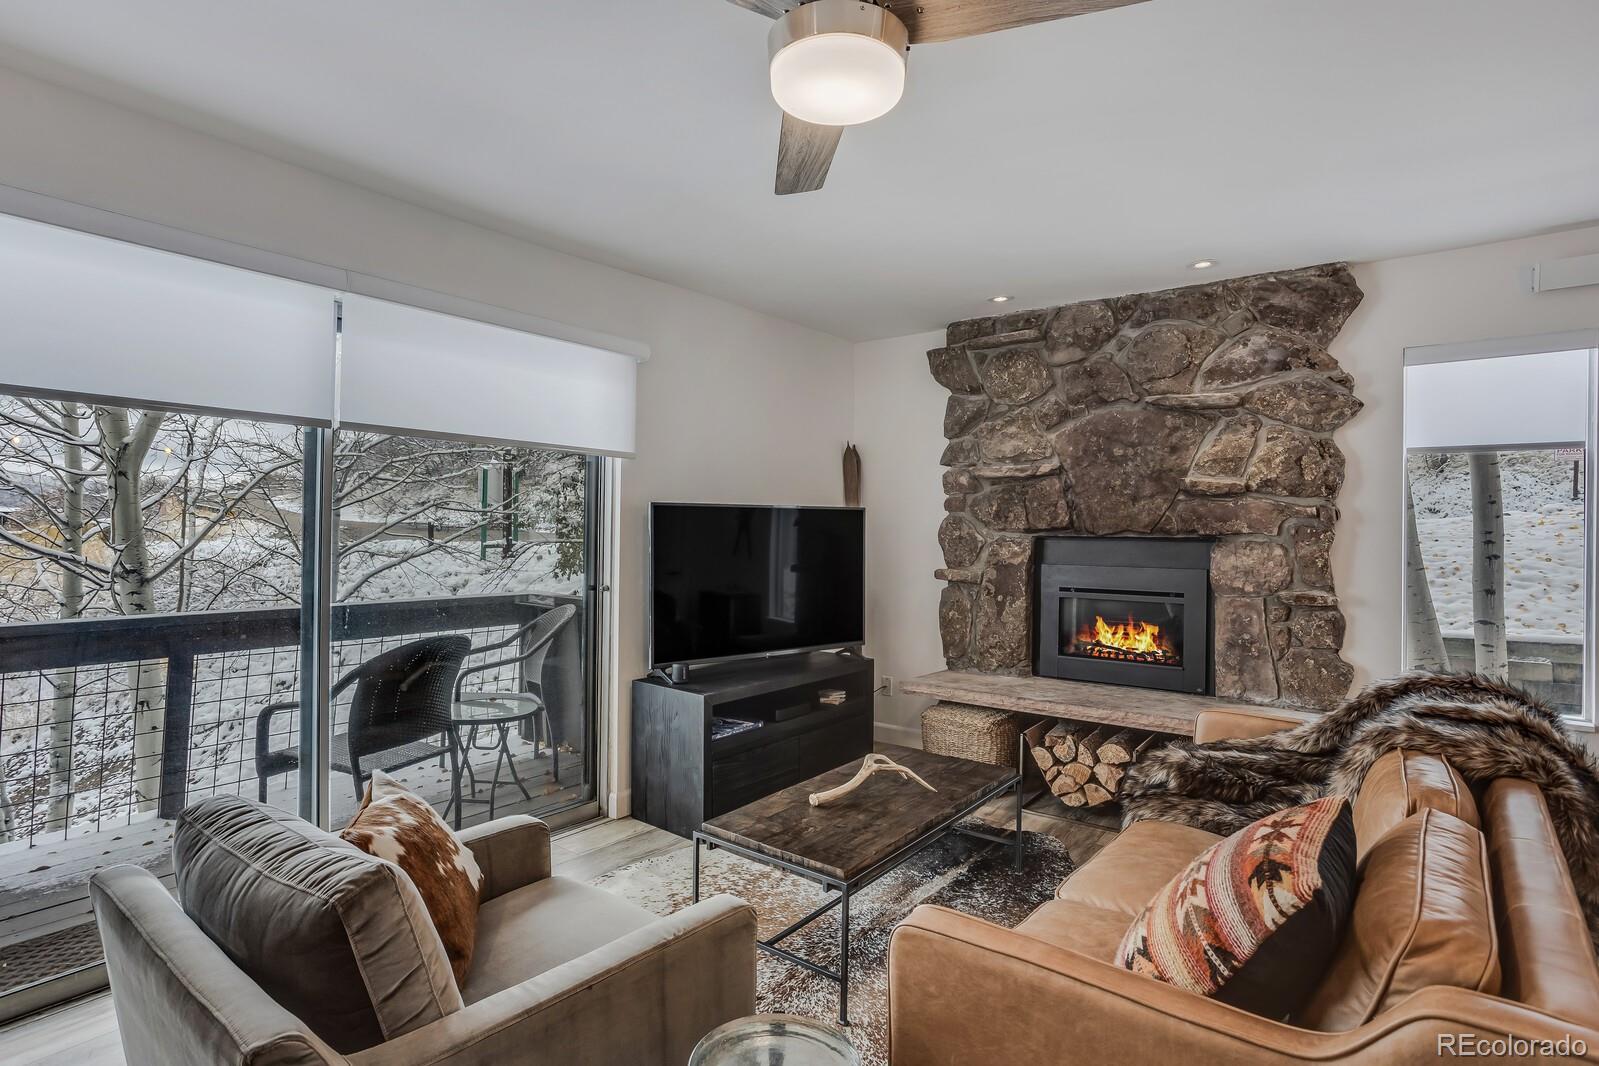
852,332 -> 948,745
0,64 -> 855,816
853,224 -> 1599,729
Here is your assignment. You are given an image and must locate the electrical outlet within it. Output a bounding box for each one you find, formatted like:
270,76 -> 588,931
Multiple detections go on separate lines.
882,675 -> 897,697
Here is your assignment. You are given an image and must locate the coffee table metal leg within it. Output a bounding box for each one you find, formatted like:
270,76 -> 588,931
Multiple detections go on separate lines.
692,837 -> 702,903
837,885 -> 851,1026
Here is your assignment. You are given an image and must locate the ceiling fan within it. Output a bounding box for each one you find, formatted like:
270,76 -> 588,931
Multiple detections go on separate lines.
727,0 -> 1152,194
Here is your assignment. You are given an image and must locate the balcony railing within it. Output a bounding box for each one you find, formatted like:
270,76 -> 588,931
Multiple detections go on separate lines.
0,592 -> 586,849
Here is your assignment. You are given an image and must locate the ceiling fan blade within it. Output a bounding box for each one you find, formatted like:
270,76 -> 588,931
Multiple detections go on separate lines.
775,112 -> 844,195
881,0 -> 1153,44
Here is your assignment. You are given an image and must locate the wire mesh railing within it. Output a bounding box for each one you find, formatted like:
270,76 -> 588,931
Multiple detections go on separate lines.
0,594 -> 577,849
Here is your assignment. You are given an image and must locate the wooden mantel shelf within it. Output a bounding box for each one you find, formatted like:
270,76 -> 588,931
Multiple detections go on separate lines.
901,671 -> 1312,737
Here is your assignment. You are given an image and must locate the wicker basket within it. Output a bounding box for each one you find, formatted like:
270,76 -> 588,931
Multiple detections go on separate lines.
920,701 -> 1019,767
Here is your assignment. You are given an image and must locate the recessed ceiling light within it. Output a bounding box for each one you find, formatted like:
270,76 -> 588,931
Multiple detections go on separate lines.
1190,259 -> 1216,270
989,295 -> 1011,303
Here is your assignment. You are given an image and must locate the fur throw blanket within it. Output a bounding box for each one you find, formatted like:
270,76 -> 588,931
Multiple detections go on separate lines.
1120,672 -> 1599,944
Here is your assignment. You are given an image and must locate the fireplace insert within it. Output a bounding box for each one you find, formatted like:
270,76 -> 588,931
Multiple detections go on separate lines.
1035,537 -> 1212,694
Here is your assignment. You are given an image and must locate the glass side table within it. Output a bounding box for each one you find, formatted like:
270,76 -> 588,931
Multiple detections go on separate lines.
689,1014 -> 860,1066
444,696 -> 542,828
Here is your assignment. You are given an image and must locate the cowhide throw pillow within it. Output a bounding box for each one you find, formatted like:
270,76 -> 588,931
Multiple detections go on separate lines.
1115,795 -> 1357,1021
342,771 -> 484,985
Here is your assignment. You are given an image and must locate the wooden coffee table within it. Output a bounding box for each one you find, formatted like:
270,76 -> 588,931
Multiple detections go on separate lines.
692,743 -> 1022,1025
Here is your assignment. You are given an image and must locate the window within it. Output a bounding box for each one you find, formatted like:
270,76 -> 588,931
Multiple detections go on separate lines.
1403,343 -> 1598,724
0,211 -> 630,1015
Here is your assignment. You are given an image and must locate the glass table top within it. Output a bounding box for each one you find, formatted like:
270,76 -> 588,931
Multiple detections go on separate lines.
688,1014 -> 859,1066
450,694 -> 541,724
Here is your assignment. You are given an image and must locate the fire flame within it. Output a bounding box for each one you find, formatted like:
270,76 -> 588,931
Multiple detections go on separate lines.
1073,614 -> 1178,662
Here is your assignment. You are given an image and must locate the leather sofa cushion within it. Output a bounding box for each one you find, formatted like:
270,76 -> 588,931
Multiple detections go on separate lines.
464,875 -> 660,1003
1193,708 -> 1303,744
1353,749 -> 1479,863
1056,819 -> 1221,915
1483,778 -> 1599,1027
1016,900 -> 1136,962
1299,808 -> 1499,1031
173,795 -> 462,1053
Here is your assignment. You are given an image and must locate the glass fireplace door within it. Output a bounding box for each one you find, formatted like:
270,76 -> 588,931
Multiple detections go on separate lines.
1061,591 -> 1185,667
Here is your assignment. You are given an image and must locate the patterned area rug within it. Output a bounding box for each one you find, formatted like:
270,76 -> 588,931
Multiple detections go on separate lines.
592,827 -> 1074,1066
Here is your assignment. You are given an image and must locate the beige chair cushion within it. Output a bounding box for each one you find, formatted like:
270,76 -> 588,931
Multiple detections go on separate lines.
1299,808 -> 1499,1031
1353,749 -> 1479,863
1017,900 -> 1136,962
463,875 -> 660,1003
1056,819 -> 1221,915
173,795 -> 462,1054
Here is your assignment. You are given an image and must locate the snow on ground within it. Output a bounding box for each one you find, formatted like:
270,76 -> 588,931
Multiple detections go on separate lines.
1413,508 -> 1585,640
1409,449 -> 1587,641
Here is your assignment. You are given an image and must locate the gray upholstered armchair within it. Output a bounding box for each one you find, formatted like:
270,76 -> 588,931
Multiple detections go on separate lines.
90,797 -> 756,1065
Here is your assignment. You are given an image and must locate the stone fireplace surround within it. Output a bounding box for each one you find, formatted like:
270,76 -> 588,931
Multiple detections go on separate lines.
931,264 -> 1364,711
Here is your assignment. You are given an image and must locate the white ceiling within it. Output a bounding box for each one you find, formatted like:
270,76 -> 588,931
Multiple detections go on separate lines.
0,0 -> 1595,340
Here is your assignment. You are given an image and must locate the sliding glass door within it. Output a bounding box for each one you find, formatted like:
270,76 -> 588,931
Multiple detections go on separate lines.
0,212 -> 624,1018
317,429 -> 599,829
0,405 -> 608,1017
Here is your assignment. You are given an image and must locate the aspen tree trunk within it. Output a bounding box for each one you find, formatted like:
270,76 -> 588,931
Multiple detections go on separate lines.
97,408 -> 169,813
1404,472 -> 1450,671
1468,451 -> 1508,678
44,404 -> 86,831
0,771 -> 14,844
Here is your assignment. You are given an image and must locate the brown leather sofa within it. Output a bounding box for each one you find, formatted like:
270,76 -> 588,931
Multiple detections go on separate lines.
888,707 -> 1599,1064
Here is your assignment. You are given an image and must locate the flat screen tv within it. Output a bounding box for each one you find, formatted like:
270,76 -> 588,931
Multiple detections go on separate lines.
649,503 -> 864,668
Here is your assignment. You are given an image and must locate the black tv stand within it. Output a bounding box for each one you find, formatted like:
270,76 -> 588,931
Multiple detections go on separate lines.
630,652 -> 874,838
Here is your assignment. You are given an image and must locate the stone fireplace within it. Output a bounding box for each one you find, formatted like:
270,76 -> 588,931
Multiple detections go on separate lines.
931,263 -> 1363,711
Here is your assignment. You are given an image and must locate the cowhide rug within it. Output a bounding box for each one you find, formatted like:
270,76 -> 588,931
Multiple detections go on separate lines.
591,827 -> 1073,1066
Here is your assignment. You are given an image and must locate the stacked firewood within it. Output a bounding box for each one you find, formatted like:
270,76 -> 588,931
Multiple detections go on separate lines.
1024,720 -> 1158,808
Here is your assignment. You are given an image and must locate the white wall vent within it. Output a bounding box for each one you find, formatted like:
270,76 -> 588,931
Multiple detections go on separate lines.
1531,251 -> 1599,293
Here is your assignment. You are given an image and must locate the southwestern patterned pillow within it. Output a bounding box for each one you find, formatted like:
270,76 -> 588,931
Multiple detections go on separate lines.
342,771 -> 484,985
1115,795 -> 1357,1020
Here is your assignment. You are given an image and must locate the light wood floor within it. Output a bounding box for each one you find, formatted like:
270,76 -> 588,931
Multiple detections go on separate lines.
0,803 -> 1114,1065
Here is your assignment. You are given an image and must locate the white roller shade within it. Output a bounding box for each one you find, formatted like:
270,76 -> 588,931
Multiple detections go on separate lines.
1404,349 -> 1593,450
338,293 -> 638,457
0,213 -> 336,423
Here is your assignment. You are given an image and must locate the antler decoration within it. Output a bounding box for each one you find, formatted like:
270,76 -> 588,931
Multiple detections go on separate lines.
809,753 -> 939,807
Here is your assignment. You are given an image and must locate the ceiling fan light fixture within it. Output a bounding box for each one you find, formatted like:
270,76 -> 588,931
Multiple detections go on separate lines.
770,0 -> 909,127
